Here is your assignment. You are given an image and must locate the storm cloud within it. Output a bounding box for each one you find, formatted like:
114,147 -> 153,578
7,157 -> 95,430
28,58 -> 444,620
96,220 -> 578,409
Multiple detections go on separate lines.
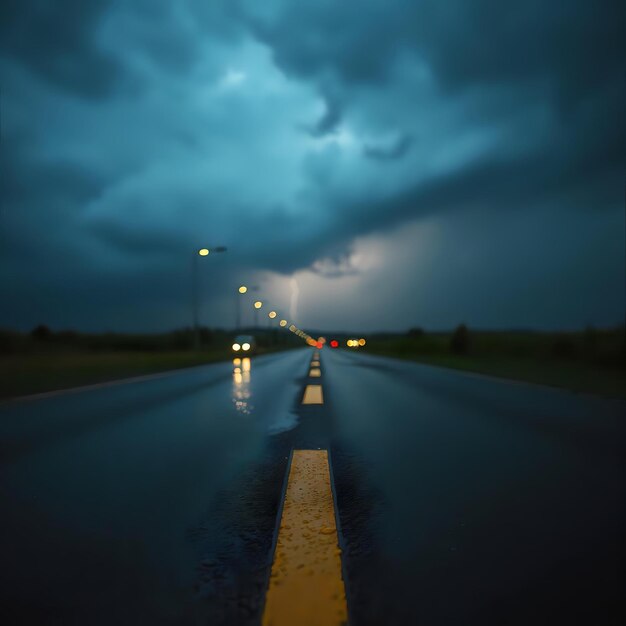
1,0 -> 624,331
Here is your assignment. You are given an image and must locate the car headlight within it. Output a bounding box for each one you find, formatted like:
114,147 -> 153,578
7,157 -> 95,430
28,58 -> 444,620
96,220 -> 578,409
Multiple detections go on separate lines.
232,343 -> 241,351
242,342 -> 251,351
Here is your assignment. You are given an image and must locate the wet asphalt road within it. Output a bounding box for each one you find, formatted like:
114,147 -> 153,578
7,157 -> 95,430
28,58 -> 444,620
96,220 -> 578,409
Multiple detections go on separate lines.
1,348 -> 624,625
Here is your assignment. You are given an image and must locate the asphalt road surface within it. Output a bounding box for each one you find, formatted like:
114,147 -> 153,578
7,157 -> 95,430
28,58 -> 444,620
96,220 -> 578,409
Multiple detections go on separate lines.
1,348 -> 624,625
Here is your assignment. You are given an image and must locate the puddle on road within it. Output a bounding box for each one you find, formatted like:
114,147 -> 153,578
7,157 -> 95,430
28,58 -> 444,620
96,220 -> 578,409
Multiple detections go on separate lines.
232,358 -> 253,415
231,358 -> 299,435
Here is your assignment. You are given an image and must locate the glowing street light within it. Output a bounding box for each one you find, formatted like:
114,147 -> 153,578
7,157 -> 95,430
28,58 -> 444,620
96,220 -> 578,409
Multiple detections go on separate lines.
279,319 -> 287,327
192,245 -> 227,349
268,311 -> 277,319
254,301 -> 263,309
238,285 -> 247,294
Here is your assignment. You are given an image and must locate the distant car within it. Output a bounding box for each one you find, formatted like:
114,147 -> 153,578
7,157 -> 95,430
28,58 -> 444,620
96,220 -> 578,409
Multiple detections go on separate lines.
232,334 -> 257,354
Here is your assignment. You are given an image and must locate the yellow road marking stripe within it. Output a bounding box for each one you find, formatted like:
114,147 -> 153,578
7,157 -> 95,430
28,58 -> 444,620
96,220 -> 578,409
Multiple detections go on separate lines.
262,450 -> 347,626
311,360 -> 320,367
302,384 -> 323,404
309,368 -> 321,378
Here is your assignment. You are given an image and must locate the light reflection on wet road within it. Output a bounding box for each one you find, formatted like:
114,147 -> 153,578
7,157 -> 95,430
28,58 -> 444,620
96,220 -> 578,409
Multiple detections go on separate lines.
1,347 -> 624,625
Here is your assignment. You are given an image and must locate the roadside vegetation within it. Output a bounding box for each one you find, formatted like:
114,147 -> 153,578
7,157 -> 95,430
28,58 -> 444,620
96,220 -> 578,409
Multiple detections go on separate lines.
2,324 -> 624,401
360,325 -> 626,399
0,326 -> 297,400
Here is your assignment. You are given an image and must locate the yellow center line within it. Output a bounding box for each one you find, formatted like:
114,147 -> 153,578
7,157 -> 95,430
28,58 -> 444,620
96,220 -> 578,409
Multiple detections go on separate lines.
309,368 -> 322,378
311,360 -> 320,367
302,384 -> 323,404
262,450 -> 347,626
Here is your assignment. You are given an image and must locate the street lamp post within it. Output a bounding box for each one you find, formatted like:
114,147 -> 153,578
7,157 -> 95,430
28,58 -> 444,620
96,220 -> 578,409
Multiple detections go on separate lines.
253,300 -> 263,328
193,246 -> 227,349
237,284 -> 259,329
236,285 -> 248,329
268,310 -> 278,344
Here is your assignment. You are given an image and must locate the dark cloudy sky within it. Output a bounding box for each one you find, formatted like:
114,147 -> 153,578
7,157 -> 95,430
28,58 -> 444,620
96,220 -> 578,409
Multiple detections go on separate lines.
1,1 -> 624,332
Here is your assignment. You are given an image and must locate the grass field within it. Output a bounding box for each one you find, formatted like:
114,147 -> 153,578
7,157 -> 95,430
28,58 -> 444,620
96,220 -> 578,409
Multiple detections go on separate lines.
363,328 -> 626,399
0,346 -> 291,400
380,353 -> 626,398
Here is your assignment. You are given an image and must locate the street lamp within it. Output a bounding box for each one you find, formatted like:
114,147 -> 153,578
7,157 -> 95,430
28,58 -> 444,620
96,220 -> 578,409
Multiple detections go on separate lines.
267,310 -> 279,342
237,284 -> 259,329
253,300 -> 263,328
192,246 -> 227,349
268,310 -> 277,328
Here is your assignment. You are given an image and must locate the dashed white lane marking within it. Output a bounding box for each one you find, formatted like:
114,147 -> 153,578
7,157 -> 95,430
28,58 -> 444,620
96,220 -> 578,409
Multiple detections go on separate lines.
309,368 -> 321,378
302,384 -> 324,404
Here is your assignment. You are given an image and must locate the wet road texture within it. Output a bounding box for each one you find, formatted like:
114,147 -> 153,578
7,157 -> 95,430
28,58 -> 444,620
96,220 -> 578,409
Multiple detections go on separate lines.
1,348 -> 624,625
